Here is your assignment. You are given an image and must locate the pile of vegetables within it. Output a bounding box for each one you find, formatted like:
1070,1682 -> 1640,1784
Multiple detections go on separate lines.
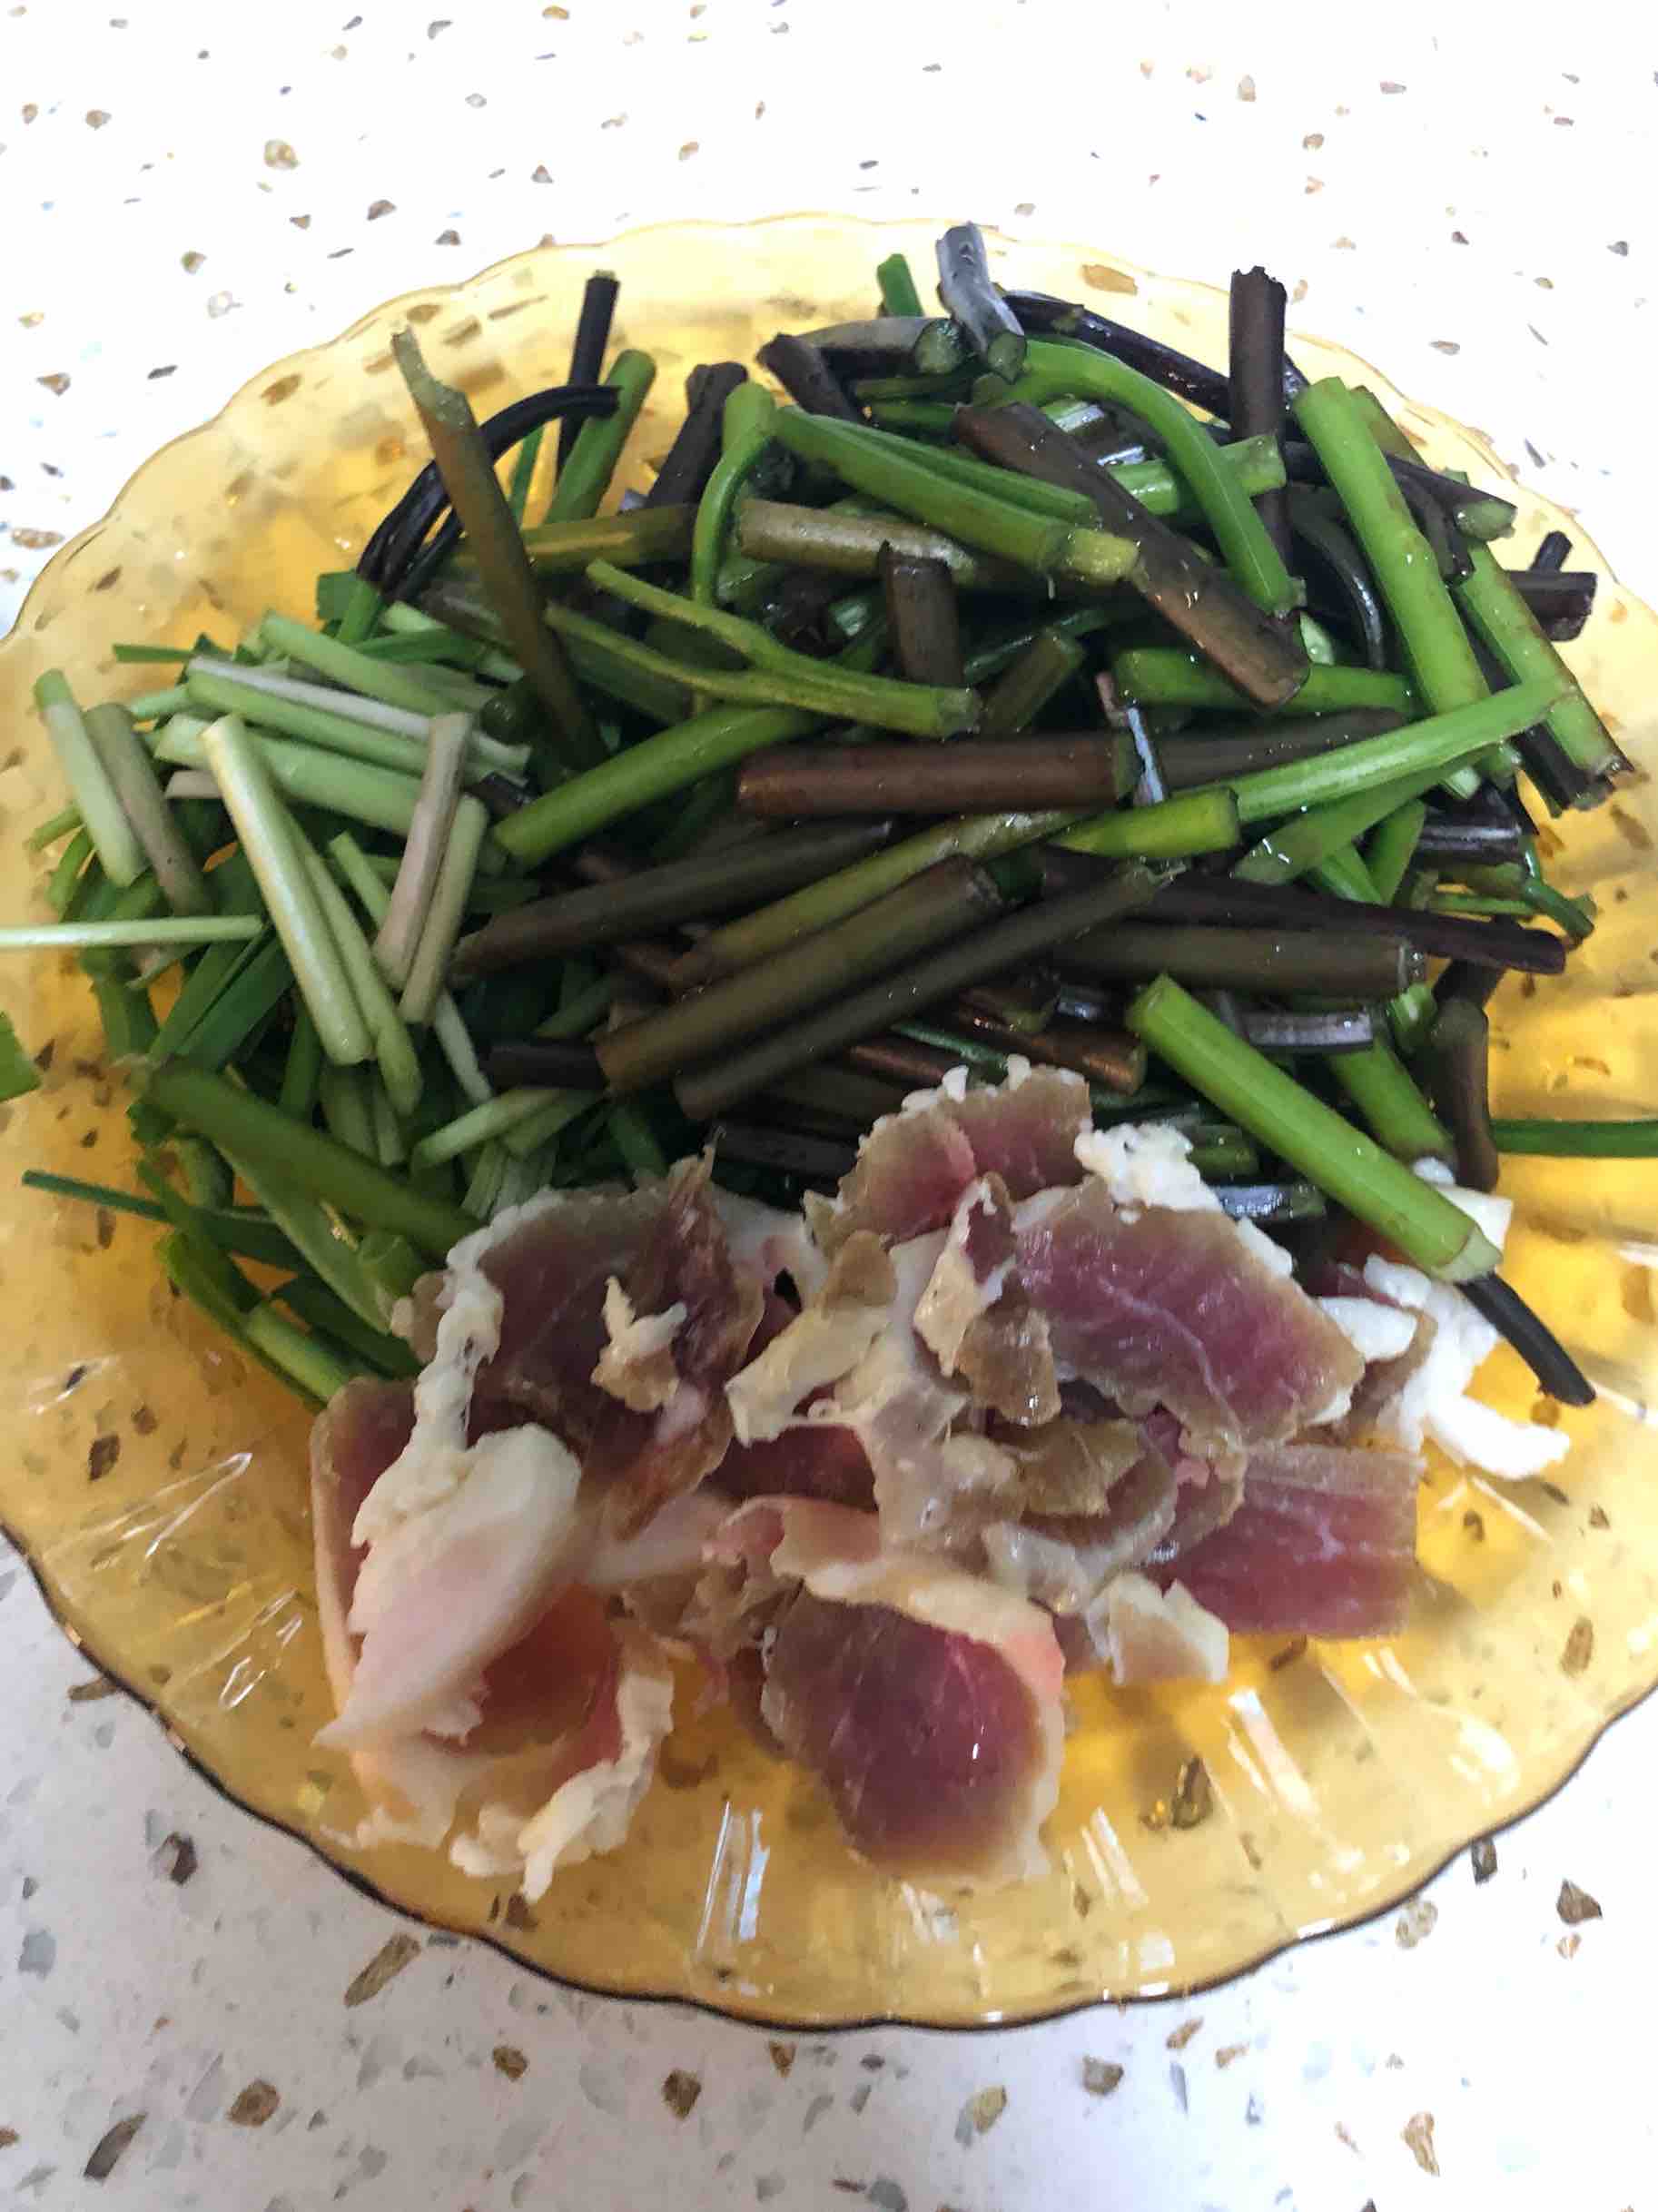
6,224 -> 1640,1414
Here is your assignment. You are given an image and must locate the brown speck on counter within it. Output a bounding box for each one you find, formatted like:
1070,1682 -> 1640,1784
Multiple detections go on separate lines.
83,2114 -> 143,2179
87,1435 -> 120,1482
1401,2110 -> 1439,2176
180,251 -> 204,273
1561,1616 -> 1594,1675
1237,74 -> 1256,101
0,2127 -> 18,2149
1471,1837 -> 1498,1884
36,372 -> 71,395
84,108 -> 111,127
1081,2057 -> 1123,2097
1556,1880 -> 1602,1925
367,198 -> 395,220
227,2080 -> 279,2128
1165,2017 -> 1202,2051
67,1677 -> 116,1703
768,2042 -> 796,2078
153,1832 -> 198,1885
678,141 -> 699,160
264,138 -> 299,168
1335,2122 -> 1360,2153
1380,79 -> 1406,94
662,2070 -> 702,2119
1431,340 -> 1461,354
1303,130 -> 1324,148
1557,1931 -> 1581,1959
1396,1899 -> 1438,1950
289,213 -> 311,229
343,1933 -> 420,2007
1588,1504 -> 1611,1530
1215,2044 -> 1248,2069
955,2086 -> 1007,2142
436,230 -> 461,246
492,2046 -> 528,2081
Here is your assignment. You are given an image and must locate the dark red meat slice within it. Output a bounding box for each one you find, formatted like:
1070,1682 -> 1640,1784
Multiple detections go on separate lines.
584,1155 -> 765,1535
814,1067 -> 1090,1254
1168,1441 -> 1422,1638
762,1591 -> 1051,1884
1016,1183 -> 1362,1452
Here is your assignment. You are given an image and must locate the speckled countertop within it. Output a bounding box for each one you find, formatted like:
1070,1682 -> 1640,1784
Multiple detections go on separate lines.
4,6 -> 1657,2207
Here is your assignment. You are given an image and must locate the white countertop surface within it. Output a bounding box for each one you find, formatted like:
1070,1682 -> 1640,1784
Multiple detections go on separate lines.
4,5 -> 1655,2207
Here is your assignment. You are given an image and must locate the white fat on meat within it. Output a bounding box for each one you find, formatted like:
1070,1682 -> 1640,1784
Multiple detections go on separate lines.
1077,1121 -> 1296,1294
824,1231 -> 988,1543
582,1489 -> 733,1589
725,1234 -> 896,1445
321,1425 -> 584,1750
1075,1120 -> 1218,1214
360,1260 -> 503,1544
709,1185 -> 828,1302
592,1277 -> 686,1413
1076,1124 -> 1295,1286
913,1176 -> 1015,1375
902,1060 -> 973,1111
1101,1573 -> 1229,1687
449,1627 -> 677,1900
1361,1253 -> 1569,1477
1318,1297 -> 1420,1365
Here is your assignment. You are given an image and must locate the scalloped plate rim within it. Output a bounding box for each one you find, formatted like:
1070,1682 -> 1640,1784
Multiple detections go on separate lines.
1,213 -> 1649,2030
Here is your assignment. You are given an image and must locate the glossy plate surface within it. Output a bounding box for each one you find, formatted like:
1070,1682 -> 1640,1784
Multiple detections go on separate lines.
2,218 -> 1655,2027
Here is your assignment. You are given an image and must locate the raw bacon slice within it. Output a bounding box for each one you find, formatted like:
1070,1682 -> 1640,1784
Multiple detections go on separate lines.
1014,1181 -> 1363,1452
321,1423 -> 585,1750
808,1088 -> 978,1256
1169,1440 -> 1423,1638
810,1062 -> 1090,1255
946,1064 -> 1091,1199
716,1499 -> 1065,1887
406,1161 -> 765,1535
404,1183 -> 667,1447
310,1378 -> 676,1892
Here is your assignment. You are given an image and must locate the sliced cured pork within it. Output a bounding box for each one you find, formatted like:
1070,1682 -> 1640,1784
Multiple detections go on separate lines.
712,1499 -> 1066,1887
1014,1180 -> 1363,1453
1169,1440 -> 1424,1638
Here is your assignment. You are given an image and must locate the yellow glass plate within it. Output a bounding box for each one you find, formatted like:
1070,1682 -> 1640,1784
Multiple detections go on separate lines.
3,218 -> 1656,2029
